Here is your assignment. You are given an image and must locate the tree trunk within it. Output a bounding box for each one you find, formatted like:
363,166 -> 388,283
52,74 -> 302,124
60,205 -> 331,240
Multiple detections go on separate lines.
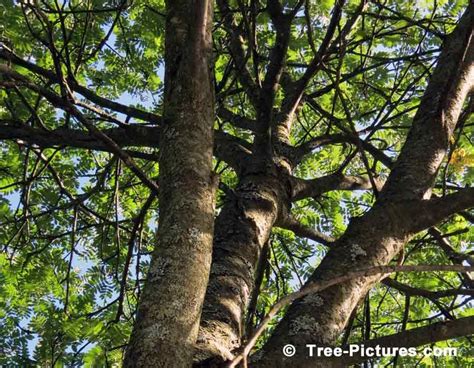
195,167 -> 292,364
124,1 -> 216,367
254,207 -> 412,367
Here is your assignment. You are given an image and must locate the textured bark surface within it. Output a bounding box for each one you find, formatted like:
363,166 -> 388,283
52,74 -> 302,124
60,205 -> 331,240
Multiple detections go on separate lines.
195,169 -> 292,364
124,1 -> 216,367
253,207 -> 412,368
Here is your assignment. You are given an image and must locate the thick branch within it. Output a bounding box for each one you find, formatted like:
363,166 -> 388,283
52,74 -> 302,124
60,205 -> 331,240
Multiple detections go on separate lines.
254,1 -> 300,155
408,188 -> 474,233
0,121 -> 159,151
0,124 -> 249,171
214,130 -> 252,170
335,316 -> 474,366
290,173 -> 384,201
217,107 -> 257,131
379,3 -> 474,201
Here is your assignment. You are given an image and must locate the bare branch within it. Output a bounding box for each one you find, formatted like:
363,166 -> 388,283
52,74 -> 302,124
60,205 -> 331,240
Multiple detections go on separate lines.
0,46 -> 161,124
290,173 -> 384,202
277,215 -> 335,246
334,316 -> 474,366
408,188 -> 474,233
382,278 -> 474,299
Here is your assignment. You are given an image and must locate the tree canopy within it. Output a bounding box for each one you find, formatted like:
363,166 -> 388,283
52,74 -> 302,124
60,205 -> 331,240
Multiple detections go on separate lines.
0,0 -> 473,367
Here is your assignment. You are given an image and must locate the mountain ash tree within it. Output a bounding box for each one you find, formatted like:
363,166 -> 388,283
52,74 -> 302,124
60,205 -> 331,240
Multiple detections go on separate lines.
0,0 -> 473,367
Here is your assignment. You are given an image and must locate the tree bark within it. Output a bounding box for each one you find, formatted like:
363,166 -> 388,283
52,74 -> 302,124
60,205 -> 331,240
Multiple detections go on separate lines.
335,315 -> 474,367
195,168 -> 291,364
124,1 -> 216,367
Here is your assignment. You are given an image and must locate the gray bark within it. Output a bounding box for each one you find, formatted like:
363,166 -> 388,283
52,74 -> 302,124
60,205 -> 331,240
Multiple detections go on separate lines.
124,1 -> 216,367
195,168 -> 292,364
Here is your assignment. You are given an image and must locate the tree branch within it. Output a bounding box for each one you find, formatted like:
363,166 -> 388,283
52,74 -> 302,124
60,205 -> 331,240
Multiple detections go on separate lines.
214,130 -> 252,170
294,99 -> 394,167
378,3 -> 474,201
382,277 -> 474,299
334,316 -> 474,366
0,46 -> 161,124
216,0 -> 259,106
278,0 -> 346,125
218,107 -> 257,131
290,172 -> 384,202
0,64 -> 162,194
277,215 -> 335,246
0,120 -> 159,150
409,188 -> 474,233
0,121 -> 250,171
253,0 -> 303,154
